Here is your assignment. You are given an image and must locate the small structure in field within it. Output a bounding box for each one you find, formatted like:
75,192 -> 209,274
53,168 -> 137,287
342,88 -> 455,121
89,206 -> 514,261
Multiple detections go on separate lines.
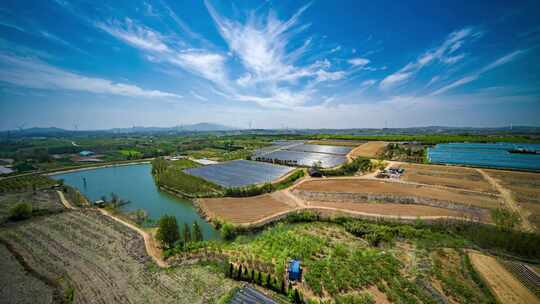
288,259 -> 302,282
308,167 -> 322,177
79,150 -> 95,157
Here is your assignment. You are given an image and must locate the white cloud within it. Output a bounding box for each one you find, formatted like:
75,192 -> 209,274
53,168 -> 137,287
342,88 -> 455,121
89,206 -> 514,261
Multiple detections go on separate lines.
330,45 -> 341,53
0,54 -> 181,99
190,90 -> 208,101
348,57 -> 370,66
170,51 -> 227,84
442,53 -> 465,65
430,50 -> 525,96
96,18 -> 169,52
361,79 -> 377,87
380,27 -> 479,90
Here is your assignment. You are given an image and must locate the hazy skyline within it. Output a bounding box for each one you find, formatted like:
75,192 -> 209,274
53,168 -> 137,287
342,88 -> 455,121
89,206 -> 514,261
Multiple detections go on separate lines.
1,0 -> 539,130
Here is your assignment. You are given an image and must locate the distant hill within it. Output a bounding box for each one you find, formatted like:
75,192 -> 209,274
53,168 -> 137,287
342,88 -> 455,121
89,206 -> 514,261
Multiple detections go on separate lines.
109,123 -> 237,133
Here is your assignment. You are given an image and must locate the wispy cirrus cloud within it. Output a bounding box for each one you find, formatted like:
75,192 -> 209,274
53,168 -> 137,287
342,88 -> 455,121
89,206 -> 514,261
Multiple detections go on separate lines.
0,54 -> 181,99
430,50 -> 525,96
348,57 -> 370,66
380,27 -> 480,90
96,18 -> 170,52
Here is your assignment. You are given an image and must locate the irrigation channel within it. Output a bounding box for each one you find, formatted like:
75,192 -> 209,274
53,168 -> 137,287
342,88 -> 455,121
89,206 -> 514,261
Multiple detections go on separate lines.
51,163 -> 220,240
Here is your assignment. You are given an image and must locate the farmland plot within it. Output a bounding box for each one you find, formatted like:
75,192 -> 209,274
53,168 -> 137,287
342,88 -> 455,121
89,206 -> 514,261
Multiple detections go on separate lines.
0,190 -> 65,223
483,169 -> 540,229
398,163 -> 497,193
0,243 -> 54,304
0,210 -> 236,303
184,160 -> 293,188
294,179 -> 502,211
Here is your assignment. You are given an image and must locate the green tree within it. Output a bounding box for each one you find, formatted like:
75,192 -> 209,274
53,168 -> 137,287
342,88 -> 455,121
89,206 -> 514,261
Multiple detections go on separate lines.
155,215 -> 180,248
491,208 -> 522,231
220,223 -> 236,240
192,221 -> 203,242
9,202 -> 32,221
183,223 -> 192,243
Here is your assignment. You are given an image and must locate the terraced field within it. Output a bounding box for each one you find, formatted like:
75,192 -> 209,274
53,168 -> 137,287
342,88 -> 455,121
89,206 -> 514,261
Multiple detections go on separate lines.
294,179 -> 502,211
398,163 -> 497,193
483,169 -> 540,229
198,193 -> 295,225
0,210 -> 236,303
0,190 -> 65,223
0,243 -> 55,304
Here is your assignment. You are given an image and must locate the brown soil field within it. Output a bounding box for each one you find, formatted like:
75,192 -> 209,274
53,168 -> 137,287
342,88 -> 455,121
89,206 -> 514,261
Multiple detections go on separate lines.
308,201 -> 478,220
0,243 -> 54,304
348,141 -> 388,158
398,163 -> 497,193
0,210 -> 237,303
468,252 -> 538,304
483,169 -> 540,229
0,190 -> 65,223
295,179 -> 502,210
198,194 -> 295,225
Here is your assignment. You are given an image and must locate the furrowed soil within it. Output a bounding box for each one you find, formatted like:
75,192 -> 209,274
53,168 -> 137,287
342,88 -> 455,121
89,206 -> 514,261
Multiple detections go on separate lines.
0,190 -> 65,223
198,193 -> 296,225
295,179 -> 502,210
348,141 -> 388,158
398,163 -> 497,194
483,169 -> 540,230
307,202 -> 472,219
0,243 -> 54,304
468,252 -> 539,304
0,210 -> 236,303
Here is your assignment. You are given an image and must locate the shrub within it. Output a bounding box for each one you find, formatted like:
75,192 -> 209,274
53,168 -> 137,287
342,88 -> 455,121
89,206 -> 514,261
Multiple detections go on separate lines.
491,208 -> 522,231
156,215 -> 180,248
220,223 -> 237,240
9,202 -> 32,221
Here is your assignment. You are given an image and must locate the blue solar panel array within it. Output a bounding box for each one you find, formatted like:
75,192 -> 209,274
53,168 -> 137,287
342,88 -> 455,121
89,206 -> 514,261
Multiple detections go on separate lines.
257,150 -> 347,168
184,160 -> 293,188
287,144 -> 353,155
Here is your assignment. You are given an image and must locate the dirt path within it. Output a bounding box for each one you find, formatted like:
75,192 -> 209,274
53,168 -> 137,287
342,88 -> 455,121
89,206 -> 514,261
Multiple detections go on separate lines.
56,190 -> 75,210
57,190 -> 168,268
477,169 -> 533,231
97,208 -> 168,268
468,251 -> 538,304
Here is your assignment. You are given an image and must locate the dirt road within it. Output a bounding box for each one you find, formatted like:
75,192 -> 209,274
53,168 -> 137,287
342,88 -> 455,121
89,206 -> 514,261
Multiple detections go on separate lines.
57,190 -> 168,268
468,252 -> 538,304
477,169 -> 533,231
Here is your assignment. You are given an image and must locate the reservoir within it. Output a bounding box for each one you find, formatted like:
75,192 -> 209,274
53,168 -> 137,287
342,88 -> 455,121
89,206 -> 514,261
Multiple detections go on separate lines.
428,143 -> 540,171
51,163 -> 220,240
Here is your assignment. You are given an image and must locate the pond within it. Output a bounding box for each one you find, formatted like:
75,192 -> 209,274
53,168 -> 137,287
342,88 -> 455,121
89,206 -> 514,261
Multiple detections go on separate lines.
51,163 -> 220,240
428,143 -> 540,171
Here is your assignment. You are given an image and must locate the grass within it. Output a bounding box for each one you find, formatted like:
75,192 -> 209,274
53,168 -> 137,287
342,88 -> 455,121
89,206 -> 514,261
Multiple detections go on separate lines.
0,175 -> 57,193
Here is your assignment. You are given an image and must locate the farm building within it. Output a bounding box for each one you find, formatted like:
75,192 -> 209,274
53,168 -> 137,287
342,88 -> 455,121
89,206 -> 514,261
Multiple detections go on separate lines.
79,150 -> 95,157
288,259 -> 302,281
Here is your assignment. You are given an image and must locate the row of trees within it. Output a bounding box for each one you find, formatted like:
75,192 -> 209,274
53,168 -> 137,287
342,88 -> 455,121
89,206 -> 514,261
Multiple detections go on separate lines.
224,169 -> 305,197
155,215 -> 204,248
320,157 -> 375,176
226,263 -> 304,304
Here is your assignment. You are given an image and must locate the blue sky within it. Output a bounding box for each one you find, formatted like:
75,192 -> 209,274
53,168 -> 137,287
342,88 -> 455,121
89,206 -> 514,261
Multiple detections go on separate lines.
0,0 -> 539,130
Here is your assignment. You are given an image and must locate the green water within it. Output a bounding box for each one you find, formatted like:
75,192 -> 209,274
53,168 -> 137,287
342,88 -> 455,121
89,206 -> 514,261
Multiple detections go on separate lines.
52,163 -> 220,240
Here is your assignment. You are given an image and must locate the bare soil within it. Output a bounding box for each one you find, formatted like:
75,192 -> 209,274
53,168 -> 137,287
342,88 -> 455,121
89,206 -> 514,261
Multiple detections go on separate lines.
483,169 -> 540,230
348,141 -> 388,158
468,251 -> 538,304
0,210 -> 236,303
198,194 -> 295,225
0,243 -> 54,304
398,163 -> 497,193
295,179 -> 502,210
0,190 -> 65,223
307,201 -> 473,219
